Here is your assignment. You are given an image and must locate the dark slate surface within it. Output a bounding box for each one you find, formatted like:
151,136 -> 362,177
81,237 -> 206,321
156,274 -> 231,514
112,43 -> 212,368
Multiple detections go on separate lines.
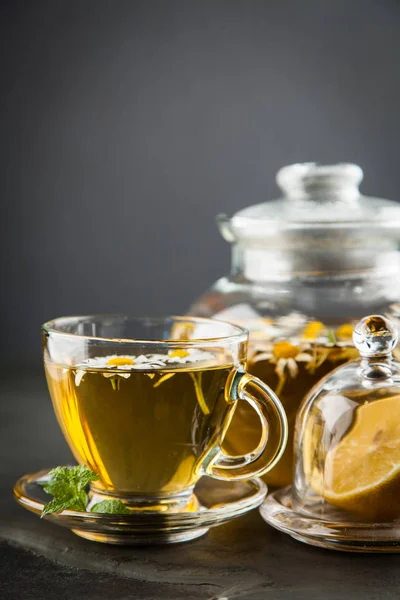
1,369 -> 400,599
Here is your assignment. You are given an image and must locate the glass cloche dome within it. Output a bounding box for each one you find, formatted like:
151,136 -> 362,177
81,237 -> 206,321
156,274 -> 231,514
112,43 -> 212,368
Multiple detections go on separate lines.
293,315 -> 400,523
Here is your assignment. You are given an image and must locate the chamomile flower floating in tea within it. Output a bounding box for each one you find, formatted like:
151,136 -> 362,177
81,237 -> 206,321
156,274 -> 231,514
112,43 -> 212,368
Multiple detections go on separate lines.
251,341 -> 313,396
248,322 -> 359,397
335,324 -> 354,341
74,349 -> 215,388
302,321 -> 325,341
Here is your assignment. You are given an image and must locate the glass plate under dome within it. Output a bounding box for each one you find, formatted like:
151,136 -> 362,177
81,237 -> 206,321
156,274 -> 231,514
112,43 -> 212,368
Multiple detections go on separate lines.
260,487 -> 400,553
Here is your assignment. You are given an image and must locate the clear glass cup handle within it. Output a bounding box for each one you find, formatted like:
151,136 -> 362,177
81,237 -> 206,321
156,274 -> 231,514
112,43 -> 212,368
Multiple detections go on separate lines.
208,370 -> 288,481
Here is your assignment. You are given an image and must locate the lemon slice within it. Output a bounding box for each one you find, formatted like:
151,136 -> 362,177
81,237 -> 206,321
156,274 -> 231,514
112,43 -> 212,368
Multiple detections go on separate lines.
320,395 -> 400,521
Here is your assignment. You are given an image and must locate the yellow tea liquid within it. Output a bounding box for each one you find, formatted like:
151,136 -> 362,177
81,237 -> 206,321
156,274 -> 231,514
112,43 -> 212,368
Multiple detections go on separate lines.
223,322 -> 357,487
45,355 -> 233,496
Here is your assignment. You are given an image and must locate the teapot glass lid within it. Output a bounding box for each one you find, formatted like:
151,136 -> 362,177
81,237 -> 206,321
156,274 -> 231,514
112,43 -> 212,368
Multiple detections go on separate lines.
219,163 -> 400,244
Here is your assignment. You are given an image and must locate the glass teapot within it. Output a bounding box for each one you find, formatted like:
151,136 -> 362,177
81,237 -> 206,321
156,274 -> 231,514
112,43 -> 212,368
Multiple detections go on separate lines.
293,315 -> 400,523
190,163 -> 400,487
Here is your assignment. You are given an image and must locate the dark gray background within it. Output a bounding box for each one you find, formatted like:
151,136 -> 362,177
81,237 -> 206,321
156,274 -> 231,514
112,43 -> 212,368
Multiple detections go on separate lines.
2,0 -> 400,365
2,5 -> 400,595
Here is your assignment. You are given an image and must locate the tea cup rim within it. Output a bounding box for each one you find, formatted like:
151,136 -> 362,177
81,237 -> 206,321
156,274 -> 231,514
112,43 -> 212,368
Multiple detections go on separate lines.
42,314 -> 248,347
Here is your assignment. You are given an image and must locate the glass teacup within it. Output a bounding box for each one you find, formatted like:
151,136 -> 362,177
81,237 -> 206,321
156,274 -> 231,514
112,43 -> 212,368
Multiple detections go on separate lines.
43,315 -> 287,511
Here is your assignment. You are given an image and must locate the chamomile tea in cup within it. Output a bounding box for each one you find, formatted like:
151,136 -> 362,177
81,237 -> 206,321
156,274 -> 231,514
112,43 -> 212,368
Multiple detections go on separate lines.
43,315 -> 287,511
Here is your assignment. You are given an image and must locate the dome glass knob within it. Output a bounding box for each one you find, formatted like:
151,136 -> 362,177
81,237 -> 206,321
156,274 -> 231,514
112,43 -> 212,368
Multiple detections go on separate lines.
353,315 -> 398,358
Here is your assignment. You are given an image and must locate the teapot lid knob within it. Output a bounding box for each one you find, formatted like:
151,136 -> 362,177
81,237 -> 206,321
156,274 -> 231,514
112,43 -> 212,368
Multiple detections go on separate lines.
353,315 -> 398,357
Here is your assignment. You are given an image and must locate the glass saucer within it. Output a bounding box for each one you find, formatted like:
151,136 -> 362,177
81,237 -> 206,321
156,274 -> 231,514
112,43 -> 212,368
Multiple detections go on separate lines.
13,468 -> 267,545
260,486 -> 400,553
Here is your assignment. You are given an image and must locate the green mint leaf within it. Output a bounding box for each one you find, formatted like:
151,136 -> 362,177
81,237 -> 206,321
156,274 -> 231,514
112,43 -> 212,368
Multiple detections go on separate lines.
40,467 -> 72,494
41,495 -> 81,518
40,465 -> 98,517
69,490 -> 89,512
90,500 -> 131,515
69,465 -> 99,491
40,477 -> 70,498
47,466 -> 72,480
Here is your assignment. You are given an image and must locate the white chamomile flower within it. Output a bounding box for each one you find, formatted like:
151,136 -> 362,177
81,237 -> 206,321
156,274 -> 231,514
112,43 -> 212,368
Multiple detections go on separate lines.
74,370 -> 86,387
74,355 -> 138,386
73,349 -> 216,388
251,340 -> 313,395
166,348 -> 214,364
